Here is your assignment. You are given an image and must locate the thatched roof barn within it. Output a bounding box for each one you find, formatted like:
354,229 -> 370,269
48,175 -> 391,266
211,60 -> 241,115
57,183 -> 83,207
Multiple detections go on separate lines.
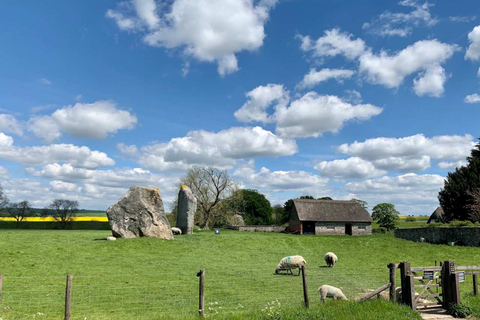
288,199 -> 372,235
427,207 -> 445,224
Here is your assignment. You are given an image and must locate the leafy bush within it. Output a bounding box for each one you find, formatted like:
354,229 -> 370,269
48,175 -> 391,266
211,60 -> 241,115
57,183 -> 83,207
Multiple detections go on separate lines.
447,303 -> 472,318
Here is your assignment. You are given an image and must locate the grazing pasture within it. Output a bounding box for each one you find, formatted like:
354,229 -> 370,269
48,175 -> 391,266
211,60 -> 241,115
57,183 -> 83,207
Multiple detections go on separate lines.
0,230 -> 479,319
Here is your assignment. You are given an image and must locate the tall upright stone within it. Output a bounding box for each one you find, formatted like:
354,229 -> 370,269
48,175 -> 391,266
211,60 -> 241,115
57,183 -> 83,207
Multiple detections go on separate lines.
176,185 -> 197,235
106,186 -> 173,240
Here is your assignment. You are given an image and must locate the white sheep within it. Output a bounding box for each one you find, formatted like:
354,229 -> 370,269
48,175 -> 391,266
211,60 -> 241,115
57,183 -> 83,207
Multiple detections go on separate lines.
275,255 -> 306,275
324,252 -> 338,267
318,285 -> 348,303
171,227 -> 182,235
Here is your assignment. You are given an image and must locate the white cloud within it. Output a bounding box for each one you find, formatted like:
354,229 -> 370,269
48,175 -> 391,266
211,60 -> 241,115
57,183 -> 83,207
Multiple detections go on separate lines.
233,161 -> 328,192
466,25 -> 480,60
359,39 -> 458,90
108,0 -> 277,76
234,84 -> 289,123
449,16 -> 477,23
315,157 -> 386,179
438,160 -> 467,170
40,78 -> 52,85
298,28 -> 366,60
0,133 -> 114,169
275,93 -> 382,138
121,126 -> 297,172
75,94 -> 83,101
464,93 -> 480,103
27,116 -> 62,143
0,165 -> 9,178
413,65 -> 447,97
296,68 -> 355,90
49,180 -> 78,192
362,0 -> 438,37
0,114 -> 23,136
338,134 -> 474,172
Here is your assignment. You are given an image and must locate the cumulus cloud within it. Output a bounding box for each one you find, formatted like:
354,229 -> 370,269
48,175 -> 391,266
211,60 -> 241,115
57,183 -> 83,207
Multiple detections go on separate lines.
120,126 -> 297,172
362,0 -> 438,37
413,65 -> 447,97
438,160 -> 467,169
0,165 -> 9,178
337,134 -> 474,172
49,180 -> 79,192
107,0 -> 277,76
0,133 -> 114,169
464,93 -> 480,103
296,68 -> 355,90
0,114 -> 23,136
466,25 -> 480,60
27,101 -> 137,142
234,84 -> 289,123
298,28 -> 366,60
359,39 -> 458,90
275,93 -> 382,138
315,157 -> 386,179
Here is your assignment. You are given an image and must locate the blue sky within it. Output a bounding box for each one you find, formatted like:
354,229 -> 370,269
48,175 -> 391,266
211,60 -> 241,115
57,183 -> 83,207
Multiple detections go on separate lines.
0,0 -> 479,214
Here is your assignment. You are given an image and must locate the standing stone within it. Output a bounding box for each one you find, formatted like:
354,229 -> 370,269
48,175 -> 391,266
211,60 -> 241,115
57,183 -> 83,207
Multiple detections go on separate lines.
176,185 -> 197,235
106,186 -> 173,240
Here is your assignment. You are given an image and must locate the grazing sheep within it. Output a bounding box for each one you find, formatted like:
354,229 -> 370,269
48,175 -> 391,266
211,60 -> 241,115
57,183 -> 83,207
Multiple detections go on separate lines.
419,237 -> 426,243
275,255 -> 306,275
318,285 -> 348,302
324,252 -> 338,267
171,227 -> 182,235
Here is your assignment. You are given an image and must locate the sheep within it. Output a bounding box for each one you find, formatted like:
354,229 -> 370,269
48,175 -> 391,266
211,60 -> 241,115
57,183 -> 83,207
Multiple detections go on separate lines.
171,227 -> 182,235
275,255 -> 306,275
324,252 -> 338,267
318,285 -> 348,303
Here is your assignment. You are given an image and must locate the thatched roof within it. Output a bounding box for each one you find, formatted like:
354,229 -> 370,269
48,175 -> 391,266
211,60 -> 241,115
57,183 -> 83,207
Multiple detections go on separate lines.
427,207 -> 445,224
293,199 -> 372,223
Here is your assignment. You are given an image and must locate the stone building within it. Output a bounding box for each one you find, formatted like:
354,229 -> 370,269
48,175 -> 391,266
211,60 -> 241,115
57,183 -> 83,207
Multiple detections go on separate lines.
288,199 -> 372,235
427,207 -> 445,224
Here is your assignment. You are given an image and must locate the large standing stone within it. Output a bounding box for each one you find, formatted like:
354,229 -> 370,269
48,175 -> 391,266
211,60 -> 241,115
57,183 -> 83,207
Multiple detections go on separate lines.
176,185 -> 197,235
106,186 -> 173,240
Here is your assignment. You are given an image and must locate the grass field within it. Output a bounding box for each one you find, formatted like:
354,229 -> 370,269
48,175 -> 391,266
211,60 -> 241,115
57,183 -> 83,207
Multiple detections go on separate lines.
0,230 -> 479,319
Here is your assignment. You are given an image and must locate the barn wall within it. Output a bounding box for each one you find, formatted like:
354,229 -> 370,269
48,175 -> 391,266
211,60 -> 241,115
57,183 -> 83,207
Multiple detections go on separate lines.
352,223 -> 372,235
315,222 -> 345,235
288,207 -> 302,234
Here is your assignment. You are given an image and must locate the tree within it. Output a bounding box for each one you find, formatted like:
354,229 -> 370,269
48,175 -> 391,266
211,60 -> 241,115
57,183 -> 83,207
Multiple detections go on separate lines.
228,189 -> 272,225
439,139 -> 480,222
318,196 -> 333,200
180,166 -> 235,230
300,195 -> 314,199
43,199 -> 79,229
0,184 -> 8,210
5,200 -> 32,228
272,205 -> 285,225
352,198 -> 368,210
372,203 -> 399,231
283,199 -> 295,224
468,189 -> 480,222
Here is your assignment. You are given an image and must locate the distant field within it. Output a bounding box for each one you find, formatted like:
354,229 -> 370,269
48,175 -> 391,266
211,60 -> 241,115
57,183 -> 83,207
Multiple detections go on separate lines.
0,230 -> 479,319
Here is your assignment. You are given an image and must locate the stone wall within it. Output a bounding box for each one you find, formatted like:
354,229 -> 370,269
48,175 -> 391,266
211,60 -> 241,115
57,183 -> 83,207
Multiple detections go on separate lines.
352,223 -> 372,235
315,222 -> 345,235
394,227 -> 480,247
238,225 -> 286,232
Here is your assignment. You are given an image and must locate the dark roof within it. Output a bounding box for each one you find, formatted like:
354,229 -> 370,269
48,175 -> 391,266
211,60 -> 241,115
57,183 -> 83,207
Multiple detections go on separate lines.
427,207 -> 445,224
293,199 -> 372,223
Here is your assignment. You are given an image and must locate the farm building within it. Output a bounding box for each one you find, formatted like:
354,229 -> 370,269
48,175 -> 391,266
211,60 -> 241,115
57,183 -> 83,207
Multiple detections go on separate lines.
427,207 -> 446,224
288,199 -> 372,235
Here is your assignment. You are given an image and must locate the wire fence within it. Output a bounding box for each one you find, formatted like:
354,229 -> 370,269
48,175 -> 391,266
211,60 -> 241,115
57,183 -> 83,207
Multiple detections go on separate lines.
0,266 -> 390,319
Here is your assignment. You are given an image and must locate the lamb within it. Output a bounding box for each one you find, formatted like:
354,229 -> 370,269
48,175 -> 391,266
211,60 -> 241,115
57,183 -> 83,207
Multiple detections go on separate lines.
275,255 -> 306,275
318,285 -> 348,303
324,252 -> 338,267
171,227 -> 182,235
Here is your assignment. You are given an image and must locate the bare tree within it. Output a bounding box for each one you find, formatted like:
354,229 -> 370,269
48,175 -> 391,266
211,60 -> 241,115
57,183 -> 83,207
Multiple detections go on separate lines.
180,166 -> 235,230
0,184 -> 8,209
43,199 -> 79,229
6,200 -> 32,228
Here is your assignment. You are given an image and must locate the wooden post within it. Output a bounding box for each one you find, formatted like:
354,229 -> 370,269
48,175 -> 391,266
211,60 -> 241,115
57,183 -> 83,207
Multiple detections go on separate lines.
197,270 -> 205,317
0,274 -> 3,302
399,261 -> 411,305
404,274 -> 416,309
451,273 -> 460,306
301,265 -> 309,308
442,260 -> 454,309
473,274 -> 478,296
388,263 -> 396,302
64,275 -> 73,320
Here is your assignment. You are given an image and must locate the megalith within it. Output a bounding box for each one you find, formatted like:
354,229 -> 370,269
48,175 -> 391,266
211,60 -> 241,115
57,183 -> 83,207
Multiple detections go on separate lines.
106,186 -> 173,240
176,185 -> 197,235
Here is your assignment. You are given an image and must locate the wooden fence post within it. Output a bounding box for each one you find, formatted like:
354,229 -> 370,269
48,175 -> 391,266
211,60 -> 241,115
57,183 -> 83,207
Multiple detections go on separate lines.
64,275 -> 73,320
197,270 -> 205,317
399,261 -> 411,306
441,260 -> 456,309
473,274 -> 478,296
451,273 -> 461,306
388,263 -> 396,302
301,266 -> 309,308
404,274 -> 416,310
